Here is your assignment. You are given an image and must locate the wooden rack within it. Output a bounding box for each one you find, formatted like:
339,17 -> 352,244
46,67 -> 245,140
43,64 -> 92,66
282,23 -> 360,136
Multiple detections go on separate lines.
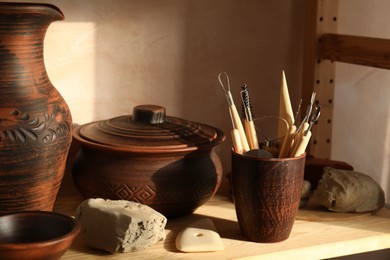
302,0 -> 390,159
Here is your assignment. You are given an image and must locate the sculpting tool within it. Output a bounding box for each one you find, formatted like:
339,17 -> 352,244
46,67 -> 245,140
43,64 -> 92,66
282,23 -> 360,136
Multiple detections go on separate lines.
218,72 -> 250,153
278,70 -> 295,128
291,92 -> 317,153
296,91 -> 317,135
291,106 -> 321,157
278,70 -> 296,158
294,99 -> 303,123
278,124 -> 297,158
241,84 -> 259,150
291,129 -> 312,157
305,105 -> 321,134
278,98 -> 302,158
231,128 -> 243,154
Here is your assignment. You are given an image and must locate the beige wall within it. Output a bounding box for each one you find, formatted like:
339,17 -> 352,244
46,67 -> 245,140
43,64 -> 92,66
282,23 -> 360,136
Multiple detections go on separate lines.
7,0 -> 305,175
6,1 -> 389,204
334,0 -> 390,203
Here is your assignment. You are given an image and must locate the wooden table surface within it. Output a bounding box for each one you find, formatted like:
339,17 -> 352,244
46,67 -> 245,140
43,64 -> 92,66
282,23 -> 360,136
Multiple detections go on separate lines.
54,181 -> 390,260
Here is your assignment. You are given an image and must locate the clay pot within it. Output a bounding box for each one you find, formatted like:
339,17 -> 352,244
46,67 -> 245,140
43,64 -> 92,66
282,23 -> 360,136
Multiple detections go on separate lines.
0,3 -> 72,214
72,105 -> 226,218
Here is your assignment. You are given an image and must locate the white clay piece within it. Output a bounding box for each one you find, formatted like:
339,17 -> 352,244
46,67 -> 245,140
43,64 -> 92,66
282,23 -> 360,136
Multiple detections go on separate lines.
175,218 -> 224,252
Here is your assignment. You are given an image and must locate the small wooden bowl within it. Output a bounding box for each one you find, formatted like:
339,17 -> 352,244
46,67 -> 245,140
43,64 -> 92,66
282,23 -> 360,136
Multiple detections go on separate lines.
0,211 -> 80,260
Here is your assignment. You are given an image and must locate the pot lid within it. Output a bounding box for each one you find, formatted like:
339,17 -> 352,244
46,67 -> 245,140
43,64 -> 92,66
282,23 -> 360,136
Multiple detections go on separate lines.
73,105 -> 225,153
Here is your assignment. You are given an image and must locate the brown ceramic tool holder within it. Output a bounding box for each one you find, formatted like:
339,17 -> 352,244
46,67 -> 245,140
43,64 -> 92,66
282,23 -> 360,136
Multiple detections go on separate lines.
231,151 -> 306,243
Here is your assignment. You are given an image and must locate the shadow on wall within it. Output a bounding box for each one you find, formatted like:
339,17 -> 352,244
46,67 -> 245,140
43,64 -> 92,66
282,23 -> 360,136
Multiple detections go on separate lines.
17,0 -> 305,174
178,0 -> 305,172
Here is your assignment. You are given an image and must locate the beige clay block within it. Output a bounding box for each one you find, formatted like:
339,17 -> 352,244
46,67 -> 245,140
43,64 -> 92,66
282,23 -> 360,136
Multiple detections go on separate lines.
76,198 -> 167,253
175,218 -> 224,252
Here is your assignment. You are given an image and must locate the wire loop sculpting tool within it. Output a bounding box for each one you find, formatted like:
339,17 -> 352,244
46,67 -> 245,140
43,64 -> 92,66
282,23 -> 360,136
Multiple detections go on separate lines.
218,72 -> 250,154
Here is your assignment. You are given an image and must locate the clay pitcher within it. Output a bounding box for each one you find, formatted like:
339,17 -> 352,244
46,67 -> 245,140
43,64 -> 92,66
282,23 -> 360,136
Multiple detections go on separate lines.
0,3 -> 72,214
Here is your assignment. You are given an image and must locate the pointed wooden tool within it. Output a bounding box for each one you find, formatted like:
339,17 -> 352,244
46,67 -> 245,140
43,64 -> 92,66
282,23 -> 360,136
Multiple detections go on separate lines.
279,70 -> 295,129
175,218 -> 224,252
278,70 -> 295,156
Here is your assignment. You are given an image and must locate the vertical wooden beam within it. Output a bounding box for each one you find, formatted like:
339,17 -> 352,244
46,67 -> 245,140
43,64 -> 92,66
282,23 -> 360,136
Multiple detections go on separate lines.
302,0 -> 318,113
302,0 -> 339,159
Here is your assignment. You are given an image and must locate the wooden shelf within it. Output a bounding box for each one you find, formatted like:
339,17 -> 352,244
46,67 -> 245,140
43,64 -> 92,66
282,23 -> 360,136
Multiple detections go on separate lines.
301,0 -> 390,158
55,186 -> 390,260
320,33 -> 390,69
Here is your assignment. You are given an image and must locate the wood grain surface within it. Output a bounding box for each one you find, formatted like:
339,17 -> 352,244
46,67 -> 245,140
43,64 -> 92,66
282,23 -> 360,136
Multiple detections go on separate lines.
54,182 -> 390,260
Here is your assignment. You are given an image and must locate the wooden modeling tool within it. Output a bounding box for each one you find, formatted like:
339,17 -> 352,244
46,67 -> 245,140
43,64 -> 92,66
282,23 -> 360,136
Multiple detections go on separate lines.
292,130 -> 312,157
291,92 -> 317,155
278,70 -> 296,158
291,106 -> 321,157
278,124 -> 297,158
295,91 -> 316,136
279,70 -> 295,128
241,85 -> 259,150
290,120 -> 309,157
218,72 -> 250,153
231,128 -> 243,154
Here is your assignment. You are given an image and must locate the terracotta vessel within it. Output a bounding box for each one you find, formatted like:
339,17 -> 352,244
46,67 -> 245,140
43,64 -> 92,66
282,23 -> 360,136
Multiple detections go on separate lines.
72,105 -> 225,218
0,3 -> 72,214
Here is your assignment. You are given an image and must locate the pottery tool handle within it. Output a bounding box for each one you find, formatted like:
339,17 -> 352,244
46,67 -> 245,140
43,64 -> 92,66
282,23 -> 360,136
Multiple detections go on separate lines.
290,122 -> 309,155
244,120 -> 259,150
230,104 -> 250,152
278,124 -> 296,158
218,72 -> 250,153
231,128 -> 243,154
240,85 -> 258,150
292,130 -> 312,157
291,105 -> 320,157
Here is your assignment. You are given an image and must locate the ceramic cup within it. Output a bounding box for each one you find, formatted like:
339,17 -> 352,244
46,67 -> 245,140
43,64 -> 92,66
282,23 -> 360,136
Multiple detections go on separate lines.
231,151 -> 306,243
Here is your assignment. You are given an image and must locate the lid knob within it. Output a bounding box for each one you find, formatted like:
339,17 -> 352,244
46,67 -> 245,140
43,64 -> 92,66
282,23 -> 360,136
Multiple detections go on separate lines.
132,105 -> 166,124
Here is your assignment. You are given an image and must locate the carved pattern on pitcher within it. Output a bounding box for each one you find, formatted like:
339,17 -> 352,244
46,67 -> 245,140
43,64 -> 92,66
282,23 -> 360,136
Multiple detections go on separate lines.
0,109 -> 70,144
